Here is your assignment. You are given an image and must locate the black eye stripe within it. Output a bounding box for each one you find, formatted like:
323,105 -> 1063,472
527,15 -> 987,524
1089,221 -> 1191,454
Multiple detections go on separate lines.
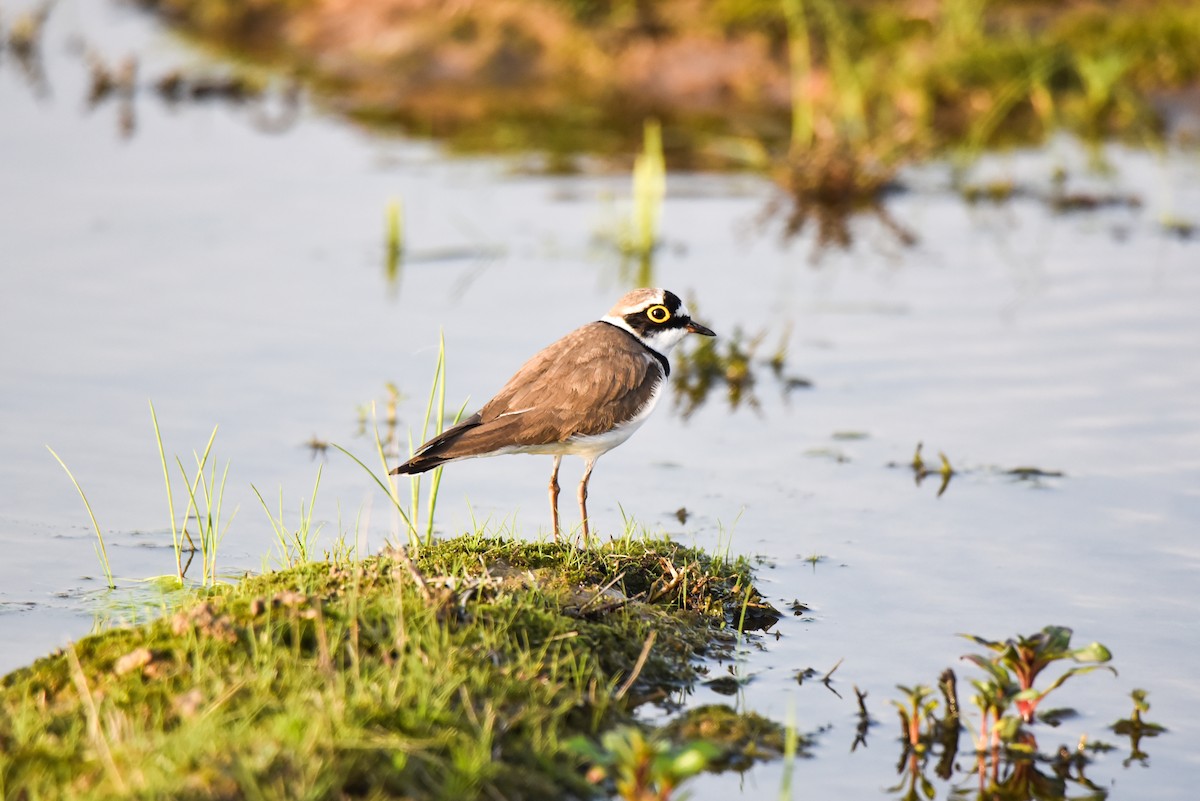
622,309 -> 688,333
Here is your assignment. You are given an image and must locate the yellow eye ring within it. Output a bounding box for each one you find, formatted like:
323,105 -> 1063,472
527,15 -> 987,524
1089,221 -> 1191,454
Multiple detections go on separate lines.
646,305 -> 671,324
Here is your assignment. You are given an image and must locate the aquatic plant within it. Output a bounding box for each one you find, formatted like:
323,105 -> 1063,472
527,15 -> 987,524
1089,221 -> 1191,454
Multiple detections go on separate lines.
6,1 -> 50,59
961,625 -> 1116,725
1112,689 -> 1167,767
965,672 -> 1020,754
888,627 -> 1134,801
610,119 -> 667,286
907,442 -> 955,496
672,326 -> 759,419
779,697 -> 802,797
780,0 -> 814,154
891,684 -> 938,752
384,196 -> 403,288
629,120 -> 665,257
47,403 -> 237,591
405,334 -> 465,544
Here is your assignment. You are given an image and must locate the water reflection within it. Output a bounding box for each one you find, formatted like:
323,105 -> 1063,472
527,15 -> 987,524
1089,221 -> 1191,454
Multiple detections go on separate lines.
851,685 -> 874,752
5,2 -> 52,97
888,443 -> 1068,498
378,197 -> 504,294
886,681 -> 1121,801
84,49 -> 136,135
83,51 -> 302,139
1,0 -> 303,139
764,142 -> 917,256
354,383 -> 402,463
1111,689 -> 1167,769
907,442 -> 955,498
872,627 -> 1167,801
671,326 -> 811,420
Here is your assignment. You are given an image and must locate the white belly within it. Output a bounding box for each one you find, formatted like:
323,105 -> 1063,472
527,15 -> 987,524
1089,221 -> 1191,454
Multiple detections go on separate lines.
515,379 -> 663,459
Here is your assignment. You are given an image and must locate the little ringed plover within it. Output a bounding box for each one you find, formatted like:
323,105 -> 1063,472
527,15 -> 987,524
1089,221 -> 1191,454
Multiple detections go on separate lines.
390,288 -> 715,545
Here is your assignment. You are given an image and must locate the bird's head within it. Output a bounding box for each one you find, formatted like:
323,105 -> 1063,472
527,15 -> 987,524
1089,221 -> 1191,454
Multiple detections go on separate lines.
602,288 -> 715,355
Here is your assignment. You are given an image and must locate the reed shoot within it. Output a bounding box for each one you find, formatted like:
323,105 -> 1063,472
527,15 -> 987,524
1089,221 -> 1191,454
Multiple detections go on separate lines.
252,465 -> 324,568
45,446 -> 115,590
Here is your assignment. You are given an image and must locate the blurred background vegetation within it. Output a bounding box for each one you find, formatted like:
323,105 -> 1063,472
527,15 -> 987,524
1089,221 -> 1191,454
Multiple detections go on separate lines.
135,0 -> 1200,160
127,0 -> 1200,240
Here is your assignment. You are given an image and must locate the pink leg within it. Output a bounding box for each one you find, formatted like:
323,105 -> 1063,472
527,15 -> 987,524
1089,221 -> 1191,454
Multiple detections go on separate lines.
548,455 -> 562,542
577,457 -> 597,547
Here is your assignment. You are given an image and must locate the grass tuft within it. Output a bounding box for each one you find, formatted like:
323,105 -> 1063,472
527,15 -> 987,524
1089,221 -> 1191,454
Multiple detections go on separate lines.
252,465 -> 324,568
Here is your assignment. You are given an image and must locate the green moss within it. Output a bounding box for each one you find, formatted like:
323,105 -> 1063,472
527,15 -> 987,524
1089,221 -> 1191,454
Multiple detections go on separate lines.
0,535 -> 779,800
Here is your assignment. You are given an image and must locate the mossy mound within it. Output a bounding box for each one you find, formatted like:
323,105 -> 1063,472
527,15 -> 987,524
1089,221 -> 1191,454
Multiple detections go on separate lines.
0,535 -> 780,799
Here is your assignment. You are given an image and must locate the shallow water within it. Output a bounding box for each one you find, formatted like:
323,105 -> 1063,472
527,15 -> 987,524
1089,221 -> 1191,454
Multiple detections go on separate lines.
2,2 -> 1199,798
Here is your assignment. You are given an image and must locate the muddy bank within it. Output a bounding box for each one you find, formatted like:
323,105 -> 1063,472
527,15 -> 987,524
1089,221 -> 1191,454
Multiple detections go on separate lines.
133,0 -> 1200,165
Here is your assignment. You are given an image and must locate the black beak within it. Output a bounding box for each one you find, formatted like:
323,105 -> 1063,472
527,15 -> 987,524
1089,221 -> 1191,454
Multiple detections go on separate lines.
686,320 -> 716,337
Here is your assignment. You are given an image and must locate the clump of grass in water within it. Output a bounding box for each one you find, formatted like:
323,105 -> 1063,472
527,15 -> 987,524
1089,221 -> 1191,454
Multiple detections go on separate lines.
0,534 -> 781,799
770,0 -> 906,250
150,403 -> 236,587
617,118 -> 665,287
781,0 -> 815,155
49,406 -> 236,592
383,195 -> 403,289
180,438 -> 235,587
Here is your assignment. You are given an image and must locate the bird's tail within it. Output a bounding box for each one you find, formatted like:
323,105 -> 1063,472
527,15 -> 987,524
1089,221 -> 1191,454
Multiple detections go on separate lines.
389,455 -> 451,475
388,413 -> 483,476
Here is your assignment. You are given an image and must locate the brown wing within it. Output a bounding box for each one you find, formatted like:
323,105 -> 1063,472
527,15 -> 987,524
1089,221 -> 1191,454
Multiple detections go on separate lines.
391,322 -> 663,473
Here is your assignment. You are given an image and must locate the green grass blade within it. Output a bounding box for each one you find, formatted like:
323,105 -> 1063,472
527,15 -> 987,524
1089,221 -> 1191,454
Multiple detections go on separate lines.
331,442 -> 416,539
46,446 -> 115,590
149,401 -> 184,585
